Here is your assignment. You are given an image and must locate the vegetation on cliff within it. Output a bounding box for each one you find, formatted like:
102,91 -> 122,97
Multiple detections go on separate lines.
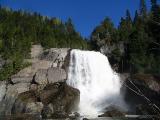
0,0 -> 160,80
0,6 -> 89,80
90,0 -> 160,74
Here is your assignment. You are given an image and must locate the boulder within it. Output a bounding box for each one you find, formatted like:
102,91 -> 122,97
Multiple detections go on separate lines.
98,110 -> 125,117
12,91 -> 39,114
40,82 -> 80,118
0,84 -> 19,115
14,83 -> 30,94
98,106 -> 126,117
11,76 -> 33,84
25,102 -> 43,114
47,67 -> 67,84
14,60 -> 52,77
41,103 -> 54,118
0,83 -> 30,115
34,69 -> 48,85
40,48 -> 70,68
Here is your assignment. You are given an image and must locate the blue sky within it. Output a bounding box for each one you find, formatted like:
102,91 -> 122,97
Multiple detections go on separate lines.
0,0 -> 152,37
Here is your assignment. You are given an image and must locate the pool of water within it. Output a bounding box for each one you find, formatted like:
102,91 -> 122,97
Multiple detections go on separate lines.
0,115 -> 159,120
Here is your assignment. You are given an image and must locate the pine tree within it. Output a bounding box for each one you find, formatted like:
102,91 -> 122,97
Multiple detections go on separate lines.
126,9 -> 132,22
140,0 -> 147,17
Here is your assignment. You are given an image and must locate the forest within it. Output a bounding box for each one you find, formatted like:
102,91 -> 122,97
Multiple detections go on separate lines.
0,0 -> 160,80
90,0 -> 160,74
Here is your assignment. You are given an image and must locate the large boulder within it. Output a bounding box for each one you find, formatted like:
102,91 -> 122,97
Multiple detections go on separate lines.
47,67 -> 67,84
0,83 -> 30,115
12,91 -> 40,114
11,76 -> 33,84
40,48 -> 70,68
34,69 -> 48,85
98,106 -> 126,117
40,82 -> 80,118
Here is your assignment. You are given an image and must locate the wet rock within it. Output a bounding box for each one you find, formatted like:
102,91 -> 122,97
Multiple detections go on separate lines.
51,111 -> 69,119
122,74 -> 160,114
98,109 -> 125,117
68,112 -> 80,119
47,67 -> 67,84
136,104 -> 160,115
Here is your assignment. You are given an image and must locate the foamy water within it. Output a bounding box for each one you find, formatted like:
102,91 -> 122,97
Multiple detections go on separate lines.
67,49 -> 125,117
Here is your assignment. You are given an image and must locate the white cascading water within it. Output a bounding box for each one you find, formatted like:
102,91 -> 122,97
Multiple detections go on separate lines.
67,49 -> 125,117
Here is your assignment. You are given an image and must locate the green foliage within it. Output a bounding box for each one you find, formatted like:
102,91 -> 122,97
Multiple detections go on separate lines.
91,17 -> 118,49
0,7 -> 88,80
90,0 -> 160,74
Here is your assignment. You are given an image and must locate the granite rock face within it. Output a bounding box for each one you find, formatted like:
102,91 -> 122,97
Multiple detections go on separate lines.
0,48 -> 80,119
47,67 -> 67,84
40,48 -> 70,68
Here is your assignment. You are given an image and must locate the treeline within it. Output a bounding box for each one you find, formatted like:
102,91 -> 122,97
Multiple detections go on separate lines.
0,6 -> 89,80
91,0 -> 160,74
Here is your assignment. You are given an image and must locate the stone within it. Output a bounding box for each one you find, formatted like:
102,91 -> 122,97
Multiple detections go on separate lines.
41,50 -> 59,61
14,60 -> 52,77
14,83 -> 30,94
51,111 -> 69,119
0,81 -> 6,102
40,48 -> 70,68
0,83 -> 30,115
98,109 -> 126,117
11,76 -> 33,84
40,82 -> 80,118
41,104 -> 54,118
30,84 -> 38,91
0,85 -> 19,115
40,83 -> 60,105
34,69 -> 48,85
25,102 -> 43,114
47,67 -> 67,84
12,91 -> 39,114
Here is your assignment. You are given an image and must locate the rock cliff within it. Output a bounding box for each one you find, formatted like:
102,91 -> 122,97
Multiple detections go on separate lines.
0,47 -> 79,119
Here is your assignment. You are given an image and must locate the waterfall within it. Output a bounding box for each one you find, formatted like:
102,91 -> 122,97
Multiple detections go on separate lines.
67,49 -> 125,117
